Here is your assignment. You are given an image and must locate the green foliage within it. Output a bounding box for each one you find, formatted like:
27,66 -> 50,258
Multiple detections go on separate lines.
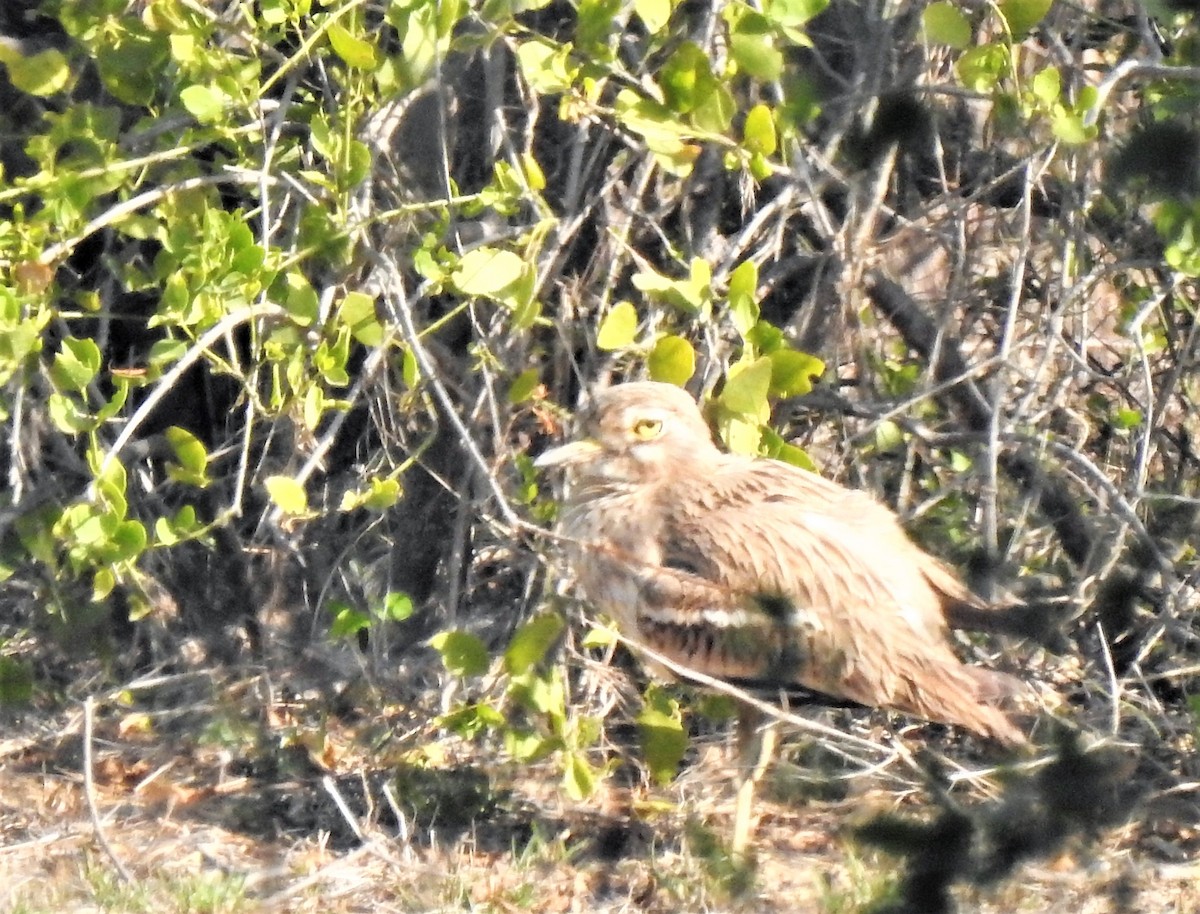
434,612 -> 609,802
637,685 -> 689,786
0,654 -> 34,706
0,0 -> 1196,892
0,0 -> 841,645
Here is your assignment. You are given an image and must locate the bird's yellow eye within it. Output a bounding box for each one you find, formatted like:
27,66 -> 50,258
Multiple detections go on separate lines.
631,417 -> 663,440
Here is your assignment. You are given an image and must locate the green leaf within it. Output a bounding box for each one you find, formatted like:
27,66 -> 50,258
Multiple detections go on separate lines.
760,427 -> 816,470
365,477 -> 402,510
729,16 -> 783,81
109,519 -> 147,561
577,0 -> 622,53
1050,106 -> 1095,145
505,729 -> 558,762
504,612 -> 565,674
441,701 -> 506,738
614,90 -> 702,176
264,476 -> 308,514
728,261 -> 760,337
94,21 -> 169,105
1112,407 -> 1142,430
179,84 -> 229,123
0,45 -> 70,97
430,630 -> 490,677
281,272 -> 319,327
956,43 -> 1010,93
0,657 -> 34,706
510,667 -> 566,718
634,0 -> 672,33
581,626 -> 617,649
632,259 -> 712,313
720,356 -> 774,415
507,267 -> 541,329
154,504 -> 200,546
340,291 -> 384,346
508,369 -> 541,404
48,393 -> 94,434
743,104 -> 777,156
402,346 -> 419,388
51,337 -> 101,391
383,591 -> 416,621
437,0 -> 464,37
921,2 -> 971,49
1031,66 -> 1060,105
660,42 -> 713,114
999,0 -> 1052,39
648,335 -> 696,386
768,349 -> 824,397
765,0 -> 827,28
873,419 -> 905,453
450,248 -> 527,297
165,426 -> 210,487
515,39 -> 575,94
563,750 -> 599,801
596,301 -> 639,350
637,689 -> 687,786
330,602 -> 372,639
327,23 -> 380,69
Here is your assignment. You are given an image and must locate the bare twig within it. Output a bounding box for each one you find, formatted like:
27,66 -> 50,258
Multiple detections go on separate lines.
82,696 -> 137,886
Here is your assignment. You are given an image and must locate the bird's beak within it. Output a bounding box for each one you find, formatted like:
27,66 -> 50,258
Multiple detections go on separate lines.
533,439 -> 602,468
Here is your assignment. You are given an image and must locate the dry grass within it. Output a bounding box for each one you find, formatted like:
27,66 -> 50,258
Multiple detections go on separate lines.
1,634 -> 1197,914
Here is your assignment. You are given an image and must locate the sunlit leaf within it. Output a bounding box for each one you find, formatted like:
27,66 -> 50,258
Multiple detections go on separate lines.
596,301 -> 639,350
0,45 -> 70,96
637,689 -> 687,786
51,337 -> 101,391
634,0 -> 672,33
330,602 -> 372,639
729,16 -> 782,81
180,84 -> 230,123
768,349 -> 824,397
581,626 -> 617,649
264,476 -> 308,514
508,369 -> 541,403
504,612 -> 565,674
515,39 -> 575,94
328,23 -> 380,69
743,103 -> 777,156
564,750 -> 599,801
648,335 -> 696,386
1031,66 -> 1060,105
999,0 -> 1052,39
340,291 -> 384,346
921,2 -> 971,48
721,356 -> 774,415
451,248 -> 526,297
165,426 -> 210,487
728,261 -> 760,338
430,630 -> 490,677
383,591 -> 415,621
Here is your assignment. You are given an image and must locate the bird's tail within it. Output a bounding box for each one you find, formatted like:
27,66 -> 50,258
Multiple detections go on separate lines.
908,663 -> 1031,748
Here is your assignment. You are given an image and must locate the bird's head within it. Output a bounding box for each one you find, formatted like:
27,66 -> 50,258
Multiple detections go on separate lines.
535,382 -> 720,486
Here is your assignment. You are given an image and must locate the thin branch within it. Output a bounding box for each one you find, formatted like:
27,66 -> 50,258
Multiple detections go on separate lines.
82,696 -> 136,886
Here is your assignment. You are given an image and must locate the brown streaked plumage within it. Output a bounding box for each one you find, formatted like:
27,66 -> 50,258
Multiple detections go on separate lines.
537,381 -> 1034,849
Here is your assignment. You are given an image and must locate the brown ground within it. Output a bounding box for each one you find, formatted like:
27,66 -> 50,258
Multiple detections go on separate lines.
1,640 -> 1198,914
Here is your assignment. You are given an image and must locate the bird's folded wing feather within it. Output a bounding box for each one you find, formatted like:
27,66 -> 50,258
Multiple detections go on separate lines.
646,460 -> 1028,742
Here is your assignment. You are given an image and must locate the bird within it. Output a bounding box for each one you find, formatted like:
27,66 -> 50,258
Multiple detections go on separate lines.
535,381 -> 1034,853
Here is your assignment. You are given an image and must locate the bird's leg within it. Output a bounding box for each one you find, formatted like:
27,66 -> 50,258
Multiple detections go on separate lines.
731,703 -> 778,855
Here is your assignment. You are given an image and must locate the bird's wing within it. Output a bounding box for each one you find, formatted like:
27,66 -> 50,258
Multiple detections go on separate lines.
659,458 -> 954,638
651,458 -> 1027,743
